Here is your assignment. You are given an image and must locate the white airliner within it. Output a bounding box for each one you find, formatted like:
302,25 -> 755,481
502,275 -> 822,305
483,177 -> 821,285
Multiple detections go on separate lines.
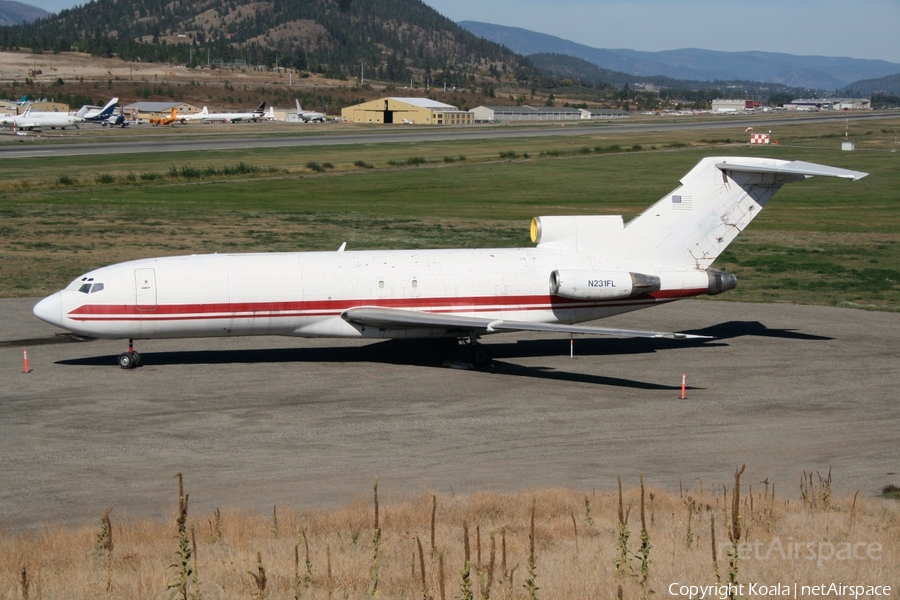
295,100 -> 326,123
187,102 -> 268,123
0,104 -> 84,130
33,157 -> 866,369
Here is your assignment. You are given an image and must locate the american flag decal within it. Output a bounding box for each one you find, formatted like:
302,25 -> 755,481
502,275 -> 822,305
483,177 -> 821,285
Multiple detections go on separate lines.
672,195 -> 693,210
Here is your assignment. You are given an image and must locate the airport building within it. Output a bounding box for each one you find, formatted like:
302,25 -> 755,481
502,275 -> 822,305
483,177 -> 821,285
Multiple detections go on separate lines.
341,97 -> 473,125
471,105 -> 581,122
784,98 -> 871,111
2,101 -> 69,114
578,108 -> 631,120
470,105 -> 629,122
711,99 -> 761,113
124,101 -> 202,121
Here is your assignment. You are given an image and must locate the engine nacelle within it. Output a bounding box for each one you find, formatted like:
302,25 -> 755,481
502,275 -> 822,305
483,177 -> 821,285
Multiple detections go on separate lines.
531,215 -> 624,253
705,268 -> 737,295
550,270 -> 661,300
659,268 -> 738,295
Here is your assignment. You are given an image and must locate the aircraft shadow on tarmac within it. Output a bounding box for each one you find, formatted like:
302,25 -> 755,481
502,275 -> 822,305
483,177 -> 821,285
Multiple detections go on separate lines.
53,320 -> 830,390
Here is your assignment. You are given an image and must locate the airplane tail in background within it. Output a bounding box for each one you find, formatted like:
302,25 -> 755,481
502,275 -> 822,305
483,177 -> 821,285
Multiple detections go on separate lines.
97,97 -> 118,119
609,157 -> 867,270
255,102 -> 266,113
295,99 -> 302,112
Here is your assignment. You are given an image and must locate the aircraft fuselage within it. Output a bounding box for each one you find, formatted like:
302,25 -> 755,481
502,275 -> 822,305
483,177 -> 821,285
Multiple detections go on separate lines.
35,248 -> 704,341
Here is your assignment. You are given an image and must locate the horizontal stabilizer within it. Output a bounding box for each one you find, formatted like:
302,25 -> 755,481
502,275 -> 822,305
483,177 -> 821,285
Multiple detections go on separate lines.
715,160 -> 868,181
341,306 -> 708,340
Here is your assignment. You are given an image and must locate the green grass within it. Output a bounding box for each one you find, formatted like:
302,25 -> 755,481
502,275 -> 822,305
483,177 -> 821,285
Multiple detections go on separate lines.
1,117 -> 899,308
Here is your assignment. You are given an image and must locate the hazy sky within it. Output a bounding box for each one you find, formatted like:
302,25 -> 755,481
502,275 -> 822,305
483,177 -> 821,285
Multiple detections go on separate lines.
23,0 -> 900,64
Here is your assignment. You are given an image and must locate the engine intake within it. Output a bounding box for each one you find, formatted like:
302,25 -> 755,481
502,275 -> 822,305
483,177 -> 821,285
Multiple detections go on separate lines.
550,270 -> 661,300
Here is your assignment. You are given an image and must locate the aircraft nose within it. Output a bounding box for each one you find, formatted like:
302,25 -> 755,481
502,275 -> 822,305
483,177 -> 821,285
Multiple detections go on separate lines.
33,292 -> 63,327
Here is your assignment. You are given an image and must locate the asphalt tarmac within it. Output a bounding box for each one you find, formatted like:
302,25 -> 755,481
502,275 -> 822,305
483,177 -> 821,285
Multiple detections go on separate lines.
2,297 -> 898,530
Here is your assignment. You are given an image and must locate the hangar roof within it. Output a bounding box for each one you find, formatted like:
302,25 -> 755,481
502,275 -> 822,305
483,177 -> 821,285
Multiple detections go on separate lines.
388,97 -> 457,110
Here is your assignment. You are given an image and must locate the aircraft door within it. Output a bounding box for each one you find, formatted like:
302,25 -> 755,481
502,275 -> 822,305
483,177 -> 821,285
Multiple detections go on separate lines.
135,268 -> 157,312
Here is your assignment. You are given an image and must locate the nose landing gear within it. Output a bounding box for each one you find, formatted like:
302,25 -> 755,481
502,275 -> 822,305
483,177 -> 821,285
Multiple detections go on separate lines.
118,339 -> 142,369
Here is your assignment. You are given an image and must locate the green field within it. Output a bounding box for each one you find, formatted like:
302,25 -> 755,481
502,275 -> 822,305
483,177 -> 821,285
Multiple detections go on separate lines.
2,118 -> 898,310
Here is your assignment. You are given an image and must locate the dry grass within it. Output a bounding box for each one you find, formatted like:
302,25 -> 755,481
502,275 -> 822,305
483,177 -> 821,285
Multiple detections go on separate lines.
1,476 -> 897,599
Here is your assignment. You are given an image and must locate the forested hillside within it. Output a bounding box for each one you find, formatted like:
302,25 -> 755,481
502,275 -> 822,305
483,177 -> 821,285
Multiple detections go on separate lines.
0,0 -> 533,83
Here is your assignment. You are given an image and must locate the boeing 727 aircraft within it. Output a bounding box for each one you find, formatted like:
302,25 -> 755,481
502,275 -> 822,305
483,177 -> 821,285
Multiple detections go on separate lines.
33,157 -> 867,369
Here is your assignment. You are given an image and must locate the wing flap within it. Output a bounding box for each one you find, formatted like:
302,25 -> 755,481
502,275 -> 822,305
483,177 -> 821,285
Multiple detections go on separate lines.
341,307 -> 708,340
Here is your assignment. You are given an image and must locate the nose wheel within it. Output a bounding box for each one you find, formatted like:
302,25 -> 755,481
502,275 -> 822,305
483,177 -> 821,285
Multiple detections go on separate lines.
118,340 -> 142,369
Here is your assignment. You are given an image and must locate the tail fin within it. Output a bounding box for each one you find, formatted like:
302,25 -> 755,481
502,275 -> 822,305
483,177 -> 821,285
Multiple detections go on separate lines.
295,99 -> 302,112
610,157 -> 867,269
98,97 -> 118,118
256,102 -> 266,113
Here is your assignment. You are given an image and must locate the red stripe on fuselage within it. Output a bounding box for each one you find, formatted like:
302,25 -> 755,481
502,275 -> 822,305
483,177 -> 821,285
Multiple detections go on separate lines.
66,290 -> 705,321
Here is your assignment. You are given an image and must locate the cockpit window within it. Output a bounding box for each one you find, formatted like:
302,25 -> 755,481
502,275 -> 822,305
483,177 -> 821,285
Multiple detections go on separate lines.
78,282 -> 105,294
91,283 -> 104,293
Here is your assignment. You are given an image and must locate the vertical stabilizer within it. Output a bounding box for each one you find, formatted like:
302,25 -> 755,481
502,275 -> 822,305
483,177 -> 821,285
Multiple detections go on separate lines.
610,157 -> 866,269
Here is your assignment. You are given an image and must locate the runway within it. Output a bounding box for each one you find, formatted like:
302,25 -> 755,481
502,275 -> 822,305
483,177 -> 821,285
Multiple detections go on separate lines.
1,112 -> 897,159
2,297 -> 898,530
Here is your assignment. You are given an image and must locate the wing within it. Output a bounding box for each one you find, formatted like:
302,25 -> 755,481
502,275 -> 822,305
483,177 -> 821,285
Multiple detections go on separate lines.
341,306 -> 709,340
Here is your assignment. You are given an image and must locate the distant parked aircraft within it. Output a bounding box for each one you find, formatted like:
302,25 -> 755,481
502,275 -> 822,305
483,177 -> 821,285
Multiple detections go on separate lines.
149,109 -> 179,127
77,98 -> 119,123
295,100 -> 326,123
0,104 -> 83,130
189,102 -> 268,123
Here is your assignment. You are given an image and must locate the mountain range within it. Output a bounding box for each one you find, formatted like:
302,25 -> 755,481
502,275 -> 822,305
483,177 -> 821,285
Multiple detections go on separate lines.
0,0 -> 48,26
459,21 -> 900,92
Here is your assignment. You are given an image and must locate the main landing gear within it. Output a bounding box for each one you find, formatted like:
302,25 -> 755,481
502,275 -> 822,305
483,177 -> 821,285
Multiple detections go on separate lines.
118,339 -> 142,369
430,335 -> 492,369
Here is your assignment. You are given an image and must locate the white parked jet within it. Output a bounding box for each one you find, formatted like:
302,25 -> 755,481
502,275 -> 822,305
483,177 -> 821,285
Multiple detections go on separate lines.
33,157 -> 867,369
188,102 -> 268,123
295,100 -> 326,123
0,104 -> 84,130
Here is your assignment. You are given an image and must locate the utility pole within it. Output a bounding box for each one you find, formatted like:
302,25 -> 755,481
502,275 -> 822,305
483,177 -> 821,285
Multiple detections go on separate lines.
360,61 -> 364,86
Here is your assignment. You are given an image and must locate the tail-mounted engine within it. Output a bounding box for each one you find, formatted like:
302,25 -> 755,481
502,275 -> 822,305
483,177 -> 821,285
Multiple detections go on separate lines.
550,270 -> 661,300
704,268 -> 737,295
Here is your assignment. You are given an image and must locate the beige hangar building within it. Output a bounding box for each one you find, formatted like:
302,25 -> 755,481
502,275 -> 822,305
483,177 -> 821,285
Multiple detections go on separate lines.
341,97 -> 474,125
